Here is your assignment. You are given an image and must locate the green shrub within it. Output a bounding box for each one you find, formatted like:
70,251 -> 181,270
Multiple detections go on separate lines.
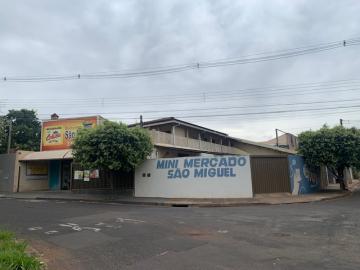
353,169 -> 360,179
0,230 -> 42,270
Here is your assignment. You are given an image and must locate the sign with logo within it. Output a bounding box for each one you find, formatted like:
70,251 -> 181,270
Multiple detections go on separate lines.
135,155 -> 253,198
41,117 -> 97,151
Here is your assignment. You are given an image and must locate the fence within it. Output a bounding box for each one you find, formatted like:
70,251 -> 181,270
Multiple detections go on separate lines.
148,129 -> 240,155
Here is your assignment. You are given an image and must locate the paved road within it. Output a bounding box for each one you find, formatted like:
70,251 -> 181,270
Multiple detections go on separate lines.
0,192 -> 359,270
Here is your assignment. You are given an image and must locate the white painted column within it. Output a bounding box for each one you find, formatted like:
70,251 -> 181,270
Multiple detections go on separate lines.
172,126 -> 176,145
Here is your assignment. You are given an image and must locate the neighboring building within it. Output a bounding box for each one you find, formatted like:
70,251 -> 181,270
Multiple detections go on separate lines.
0,151 -> 31,192
2,116 -> 297,194
14,115 -> 104,192
263,133 -> 299,151
129,117 -> 295,158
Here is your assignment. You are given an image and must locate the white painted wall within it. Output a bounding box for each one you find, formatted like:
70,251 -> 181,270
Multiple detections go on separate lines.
135,155 -> 253,198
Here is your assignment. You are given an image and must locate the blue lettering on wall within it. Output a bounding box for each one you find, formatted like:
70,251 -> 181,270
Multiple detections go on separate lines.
157,159 -> 179,169
238,157 -> 246,166
168,168 -> 190,179
219,158 -> 227,167
184,159 -> 193,168
194,168 -> 204,177
209,158 -> 218,167
159,156 -> 247,180
157,160 -> 166,169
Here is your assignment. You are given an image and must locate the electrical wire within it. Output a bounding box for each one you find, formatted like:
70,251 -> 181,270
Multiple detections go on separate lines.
1,38 -> 360,82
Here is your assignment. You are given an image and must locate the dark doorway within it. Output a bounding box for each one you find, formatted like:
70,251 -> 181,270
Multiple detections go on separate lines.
61,160 -> 72,190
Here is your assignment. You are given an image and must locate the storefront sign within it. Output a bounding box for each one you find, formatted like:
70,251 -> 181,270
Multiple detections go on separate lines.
90,169 -> 99,179
84,170 -> 90,181
135,155 -> 253,198
74,169 -> 99,181
26,162 -> 48,176
41,117 -> 97,151
74,171 -> 84,180
155,156 -> 247,179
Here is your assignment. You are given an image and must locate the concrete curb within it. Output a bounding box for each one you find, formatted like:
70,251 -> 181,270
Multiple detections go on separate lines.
1,190 -> 352,207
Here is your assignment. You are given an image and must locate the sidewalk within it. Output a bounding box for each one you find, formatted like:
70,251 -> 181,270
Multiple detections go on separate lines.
1,181 -> 358,206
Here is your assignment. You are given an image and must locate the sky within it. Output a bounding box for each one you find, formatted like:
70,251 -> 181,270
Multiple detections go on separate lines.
1,0 -> 360,141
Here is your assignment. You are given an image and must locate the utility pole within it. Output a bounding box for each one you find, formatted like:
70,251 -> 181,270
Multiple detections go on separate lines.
140,115 -> 143,127
7,120 -> 12,154
275,128 -> 279,147
340,118 -> 343,126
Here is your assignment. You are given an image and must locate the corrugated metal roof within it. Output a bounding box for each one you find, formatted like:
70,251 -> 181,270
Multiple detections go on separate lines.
20,149 -> 73,161
229,136 -> 297,154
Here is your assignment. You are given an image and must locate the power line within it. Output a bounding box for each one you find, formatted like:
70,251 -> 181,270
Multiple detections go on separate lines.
19,96 -> 360,117
2,106 -> 360,124
3,80 -> 360,109
4,77 -> 360,103
2,38 -> 360,83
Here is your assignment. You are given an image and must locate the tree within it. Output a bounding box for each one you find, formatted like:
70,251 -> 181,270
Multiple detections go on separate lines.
0,109 -> 41,153
298,125 -> 360,190
72,121 -> 153,172
0,116 -> 7,153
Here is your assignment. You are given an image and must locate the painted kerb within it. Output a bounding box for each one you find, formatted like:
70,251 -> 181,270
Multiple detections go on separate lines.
135,155 -> 253,198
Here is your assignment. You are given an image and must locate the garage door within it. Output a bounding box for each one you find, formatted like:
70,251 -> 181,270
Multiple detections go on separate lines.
250,156 -> 291,194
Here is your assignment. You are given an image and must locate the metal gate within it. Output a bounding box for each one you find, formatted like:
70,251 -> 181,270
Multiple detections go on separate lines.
250,156 -> 291,194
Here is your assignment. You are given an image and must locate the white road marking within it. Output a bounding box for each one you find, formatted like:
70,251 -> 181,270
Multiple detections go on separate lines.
59,223 -> 82,231
28,227 -> 43,231
217,230 -> 228,234
59,223 -> 100,232
72,226 -> 82,231
157,251 -> 169,256
23,200 -> 47,203
116,218 -> 145,224
59,224 -> 73,228
45,230 -> 59,235
83,227 -> 101,232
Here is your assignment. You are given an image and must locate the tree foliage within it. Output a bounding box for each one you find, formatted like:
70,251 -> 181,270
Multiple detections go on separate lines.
298,125 -> 360,187
72,121 -> 153,171
0,109 -> 41,153
0,116 -> 6,153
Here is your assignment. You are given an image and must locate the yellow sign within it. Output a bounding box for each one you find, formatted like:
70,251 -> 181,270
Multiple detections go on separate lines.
26,163 -> 48,176
41,117 -> 97,151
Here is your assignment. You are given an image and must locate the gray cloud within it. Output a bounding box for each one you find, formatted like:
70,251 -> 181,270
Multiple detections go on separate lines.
1,0 -> 360,141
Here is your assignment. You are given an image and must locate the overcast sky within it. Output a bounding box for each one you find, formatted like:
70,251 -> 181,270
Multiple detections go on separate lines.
1,0 -> 360,141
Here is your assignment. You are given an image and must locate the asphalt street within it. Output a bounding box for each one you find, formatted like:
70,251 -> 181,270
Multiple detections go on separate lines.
0,192 -> 359,270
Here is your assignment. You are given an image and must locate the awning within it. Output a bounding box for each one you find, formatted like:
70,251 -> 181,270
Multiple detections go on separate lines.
20,149 -> 73,161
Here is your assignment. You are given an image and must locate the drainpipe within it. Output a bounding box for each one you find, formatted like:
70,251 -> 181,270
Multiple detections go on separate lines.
198,133 -> 201,149
140,115 -> 143,127
172,126 -> 176,145
186,129 -> 189,146
172,123 -> 181,145
16,165 -> 21,193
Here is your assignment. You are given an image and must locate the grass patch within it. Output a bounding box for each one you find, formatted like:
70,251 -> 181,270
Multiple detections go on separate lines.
0,230 -> 43,270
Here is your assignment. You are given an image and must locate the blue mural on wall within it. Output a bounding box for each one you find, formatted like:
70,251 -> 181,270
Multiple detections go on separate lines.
288,155 -> 320,195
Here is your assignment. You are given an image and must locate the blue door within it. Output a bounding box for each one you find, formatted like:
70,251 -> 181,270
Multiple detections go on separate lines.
49,160 -> 61,190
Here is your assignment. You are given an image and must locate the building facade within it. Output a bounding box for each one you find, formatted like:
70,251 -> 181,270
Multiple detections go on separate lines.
264,133 -> 299,151
2,116 -> 306,196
